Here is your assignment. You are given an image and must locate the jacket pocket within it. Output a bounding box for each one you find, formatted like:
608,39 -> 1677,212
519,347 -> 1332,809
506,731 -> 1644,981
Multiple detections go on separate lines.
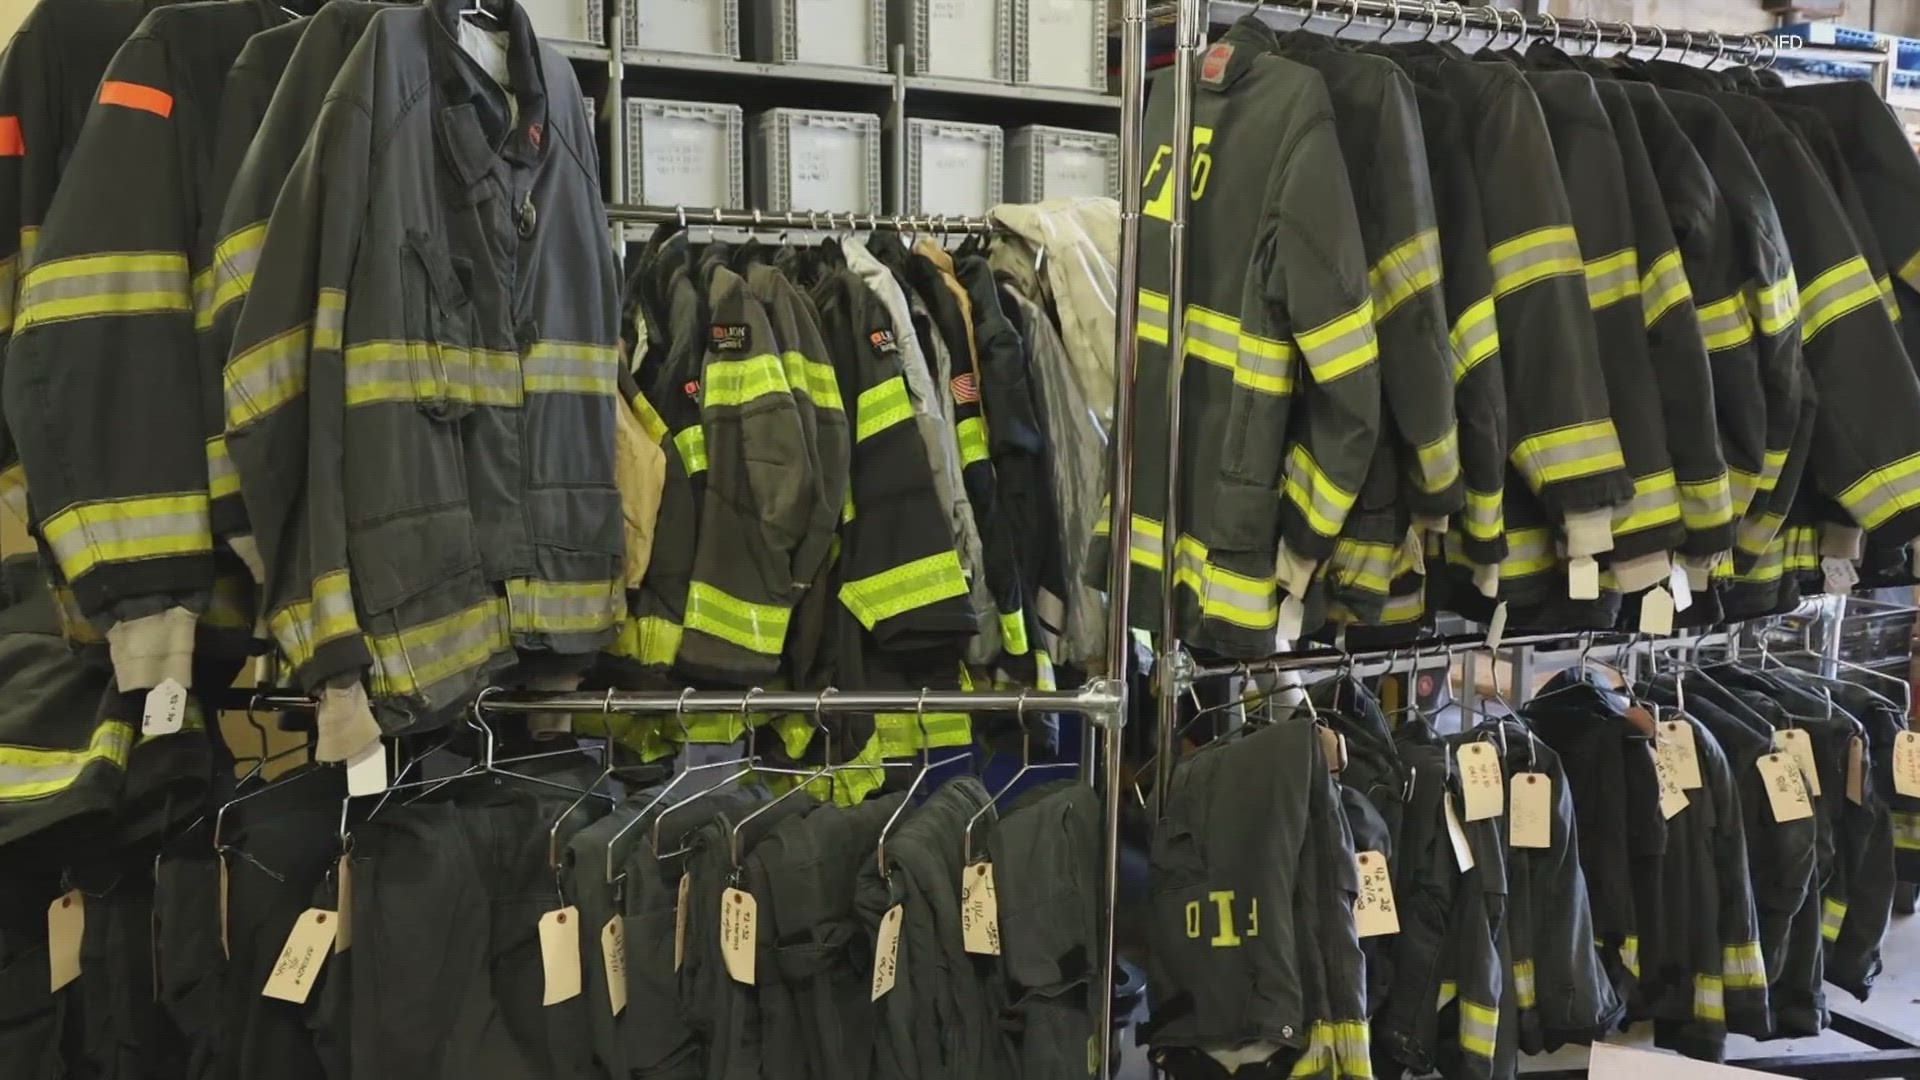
399,231 -> 491,418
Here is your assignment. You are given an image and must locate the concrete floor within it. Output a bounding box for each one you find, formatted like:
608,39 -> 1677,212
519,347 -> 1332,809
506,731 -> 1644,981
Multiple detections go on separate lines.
1117,906 -> 1920,1077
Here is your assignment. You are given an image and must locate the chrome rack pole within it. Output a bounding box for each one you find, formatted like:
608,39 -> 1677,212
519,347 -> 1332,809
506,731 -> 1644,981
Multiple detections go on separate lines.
1251,0 -> 1774,62
1094,0 -> 1151,1069
243,685 -> 1123,716
602,203 -> 995,234
1153,0 -> 1204,819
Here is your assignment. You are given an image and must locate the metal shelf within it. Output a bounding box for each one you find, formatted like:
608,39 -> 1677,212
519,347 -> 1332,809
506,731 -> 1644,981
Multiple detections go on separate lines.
624,49 -> 897,87
905,73 -> 1119,110
552,38 -> 613,62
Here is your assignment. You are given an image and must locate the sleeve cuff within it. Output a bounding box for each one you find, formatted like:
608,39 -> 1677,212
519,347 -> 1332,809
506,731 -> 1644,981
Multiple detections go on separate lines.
1562,510 -> 1615,558
226,534 -> 267,585
105,606 -> 197,691
1819,525 -> 1863,561
315,680 -> 382,763
1612,551 -> 1672,595
1275,541 -> 1318,599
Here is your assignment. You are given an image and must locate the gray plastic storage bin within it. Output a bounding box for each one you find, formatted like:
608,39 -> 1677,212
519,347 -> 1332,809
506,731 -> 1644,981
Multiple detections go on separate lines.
752,109 -> 884,213
1006,125 -> 1118,201
890,0 -> 1009,82
627,0 -> 740,58
524,0 -> 605,45
904,119 -> 1004,215
1012,0 -> 1105,92
745,0 -> 886,69
624,98 -> 746,209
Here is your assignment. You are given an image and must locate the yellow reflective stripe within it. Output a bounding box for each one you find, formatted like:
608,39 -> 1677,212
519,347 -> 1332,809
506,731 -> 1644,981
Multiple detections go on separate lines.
779,351 -> 843,411
1880,275 -> 1899,322
674,426 -> 708,475
42,493 -> 210,580
1184,304 -> 1240,370
1901,249 -> 1920,295
504,578 -> 621,635
1512,420 -> 1626,486
0,721 -> 134,801
1736,510 -> 1786,557
1617,470 -> 1681,536
1621,934 -> 1641,978
1697,293 -> 1754,352
684,581 -> 790,655
1436,981 -> 1458,1011
1513,958 -> 1538,1010
1285,443 -> 1359,537
1751,272 -> 1801,336
1137,288 -> 1169,345
202,571 -> 252,631
1694,974 -> 1726,1021
191,266 -> 213,328
1288,1021 -> 1337,1079
313,288 -> 345,351
1729,467 -> 1761,519
609,614 -> 683,667
1235,327 -> 1296,396
1296,297 -> 1378,383
1735,536 -> 1787,584
1463,488 -> 1503,541
874,710 -> 972,755
1093,511 -> 1167,573
340,340 -> 521,407
0,462 -> 27,527
526,341 -> 619,396
1490,225 -> 1583,298
1377,589 -> 1425,625
203,220 -> 266,330
0,251 -> 18,333
1333,538 -> 1398,596
1332,1019 -> 1372,1080
1198,557 -> 1277,630
1837,449 -> 1920,530
1370,228 -> 1442,319
1896,810 -> 1920,850
225,323 -> 310,428
1459,1000 -> 1498,1059
367,597 -> 512,699
839,550 -> 969,630
1822,897 -> 1847,943
999,609 -> 1030,655
855,376 -> 913,442
1800,258 -> 1876,342
1416,427 -> 1462,495
1498,528 -> 1558,580
631,392 -> 669,444
267,569 -> 362,669
957,416 -> 990,467
1680,473 -> 1734,532
17,226 -> 36,271
704,351 -> 790,407
1585,248 -> 1642,311
1451,296 -> 1500,382
16,250 -> 191,330
1723,940 -> 1765,988
1641,249 -> 1693,327
205,435 -> 239,501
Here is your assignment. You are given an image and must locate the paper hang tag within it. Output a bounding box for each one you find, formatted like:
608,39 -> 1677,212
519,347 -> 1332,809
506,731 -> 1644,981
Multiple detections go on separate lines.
47,891 -> 84,993
261,909 -> 337,1004
602,916 -> 629,1016
1473,562 -> 1500,599
871,903 -> 904,1001
1823,556 -> 1859,597
141,678 -> 186,737
1509,772 -> 1552,849
673,873 -> 691,972
1353,851 -> 1400,938
334,856 -> 353,954
1639,587 -> 1674,635
1669,562 -> 1693,611
1773,728 -> 1822,797
1319,726 -> 1348,773
960,862 -> 1002,956
1277,595 -> 1305,643
719,887 -> 757,986
1568,556 -> 1600,600
1894,731 -> 1920,797
1649,742 -> 1690,820
1847,736 -> 1866,806
539,907 -> 583,1006
1485,602 -> 1508,651
1443,794 -> 1475,872
1457,742 -> 1504,822
1659,720 -> 1704,791
1757,753 -> 1814,823
345,740 -> 386,798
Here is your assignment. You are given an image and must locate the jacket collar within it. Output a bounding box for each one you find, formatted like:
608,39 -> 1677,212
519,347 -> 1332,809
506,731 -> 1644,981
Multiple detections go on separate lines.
425,0 -> 549,173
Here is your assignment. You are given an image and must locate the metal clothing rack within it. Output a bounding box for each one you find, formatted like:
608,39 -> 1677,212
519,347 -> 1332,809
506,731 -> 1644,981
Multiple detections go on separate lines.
603,202 -> 997,234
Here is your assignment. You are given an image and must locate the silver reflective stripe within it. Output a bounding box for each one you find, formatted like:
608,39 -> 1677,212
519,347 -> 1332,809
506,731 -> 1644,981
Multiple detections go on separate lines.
314,288 -> 346,350
1235,334 -> 1294,393
43,506 -> 206,571
1801,258 -> 1877,341
1585,250 -> 1641,311
368,601 -> 511,695
0,722 -> 134,799
1513,959 -> 1538,1007
1517,424 -> 1624,483
1724,942 -> 1765,987
506,579 -> 620,634
1697,295 -> 1752,350
1463,490 -> 1502,540
525,342 -> 619,394
1415,429 -> 1461,494
1491,226 -> 1582,297
20,265 -> 186,308
1681,476 -> 1733,528
1372,228 -> 1442,317
1335,540 -> 1397,594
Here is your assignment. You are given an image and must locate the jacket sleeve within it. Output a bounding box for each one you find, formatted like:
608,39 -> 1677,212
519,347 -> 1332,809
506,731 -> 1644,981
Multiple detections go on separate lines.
3,39 -> 213,691
0,33 -> 41,533
223,77 -> 379,757
1454,71 -> 1632,556
832,287 -> 975,651
1239,110 -> 1381,594
1437,208 -> 1508,569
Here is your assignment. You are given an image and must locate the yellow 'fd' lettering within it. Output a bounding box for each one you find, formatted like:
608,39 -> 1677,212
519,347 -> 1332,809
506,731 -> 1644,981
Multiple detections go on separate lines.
1185,900 -> 1202,939
1209,890 -> 1242,947
1247,897 -> 1259,939
1186,891 -> 1258,946
1144,126 -> 1216,222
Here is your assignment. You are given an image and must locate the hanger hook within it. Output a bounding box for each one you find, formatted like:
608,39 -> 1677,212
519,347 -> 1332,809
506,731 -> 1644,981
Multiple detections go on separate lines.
1507,9 -> 1527,49
1711,30 -> 1727,66
1651,25 -> 1668,61
1540,11 -> 1559,48
1418,1 -> 1437,42
1337,0 -> 1358,35
1376,0 -> 1399,41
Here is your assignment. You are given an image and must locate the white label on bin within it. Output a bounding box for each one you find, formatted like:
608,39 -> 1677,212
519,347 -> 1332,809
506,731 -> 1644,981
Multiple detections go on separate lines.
639,113 -> 728,209
1026,0 -> 1095,88
790,122 -> 865,214
928,0 -> 996,79
638,0 -> 727,56
920,136 -> 994,217
795,0 -> 871,68
1041,144 -> 1109,200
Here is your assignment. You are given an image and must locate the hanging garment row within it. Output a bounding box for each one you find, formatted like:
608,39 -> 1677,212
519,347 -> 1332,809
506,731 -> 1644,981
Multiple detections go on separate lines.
0,0 -> 1123,854
1144,641 -> 1920,1080
1109,11 -> 1920,656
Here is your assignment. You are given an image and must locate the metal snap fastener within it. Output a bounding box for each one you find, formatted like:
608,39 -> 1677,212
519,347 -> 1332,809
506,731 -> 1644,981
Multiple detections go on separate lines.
517,197 -> 537,239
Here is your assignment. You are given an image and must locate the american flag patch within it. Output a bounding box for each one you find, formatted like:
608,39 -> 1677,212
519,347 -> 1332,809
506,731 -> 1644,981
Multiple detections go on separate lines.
950,372 -> 980,404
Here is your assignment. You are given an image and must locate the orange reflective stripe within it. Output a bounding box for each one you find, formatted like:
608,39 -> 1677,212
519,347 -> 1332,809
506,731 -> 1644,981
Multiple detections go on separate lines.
0,117 -> 23,157
98,81 -> 173,118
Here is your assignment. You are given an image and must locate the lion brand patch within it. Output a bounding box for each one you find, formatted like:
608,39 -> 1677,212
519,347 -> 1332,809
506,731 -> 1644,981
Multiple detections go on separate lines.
950,372 -> 980,405
710,323 -> 750,352
1201,42 -> 1233,85
869,328 -> 898,354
